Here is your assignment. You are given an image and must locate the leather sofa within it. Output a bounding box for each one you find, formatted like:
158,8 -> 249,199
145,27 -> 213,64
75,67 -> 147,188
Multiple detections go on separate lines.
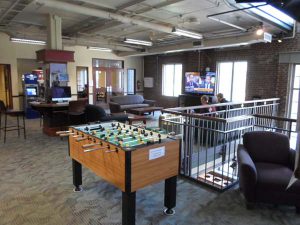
109,95 -> 156,113
85,104 -> 128,123
237,131 -> 300,212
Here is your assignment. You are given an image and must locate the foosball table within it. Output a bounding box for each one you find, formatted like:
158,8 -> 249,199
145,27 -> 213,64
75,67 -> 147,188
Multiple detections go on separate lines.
57,122 -> 180,225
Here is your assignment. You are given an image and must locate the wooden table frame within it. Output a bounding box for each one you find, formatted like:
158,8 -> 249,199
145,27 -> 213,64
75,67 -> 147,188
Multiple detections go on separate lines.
129,107 -> 164,116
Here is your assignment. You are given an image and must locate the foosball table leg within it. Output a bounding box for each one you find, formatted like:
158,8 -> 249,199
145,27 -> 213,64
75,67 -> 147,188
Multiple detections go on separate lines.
122,191 -> 136,225
163,175 -> 177,216
72,159 -> 83,192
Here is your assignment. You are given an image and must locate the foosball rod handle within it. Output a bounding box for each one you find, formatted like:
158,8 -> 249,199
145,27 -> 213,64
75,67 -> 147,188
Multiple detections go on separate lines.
56,130 -> 70,134
59,133 -> 75,137
84,147 -> 107,152
82,143 -> 102,148
76,137 -> 88,142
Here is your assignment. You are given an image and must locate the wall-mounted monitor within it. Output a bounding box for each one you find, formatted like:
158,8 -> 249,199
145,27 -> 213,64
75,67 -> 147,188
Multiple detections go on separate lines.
185,72 -> 216,95
51,86 -> 72,102
25,86 -> 38,97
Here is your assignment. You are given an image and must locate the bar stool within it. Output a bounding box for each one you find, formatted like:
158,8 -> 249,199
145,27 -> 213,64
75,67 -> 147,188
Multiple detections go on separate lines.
0,100 -> 26,143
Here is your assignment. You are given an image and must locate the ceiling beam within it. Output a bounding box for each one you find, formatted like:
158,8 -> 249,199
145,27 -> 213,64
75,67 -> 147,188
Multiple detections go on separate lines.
66,0 -> 147,35
134,0 -> 184,14
36,0 -> 175,34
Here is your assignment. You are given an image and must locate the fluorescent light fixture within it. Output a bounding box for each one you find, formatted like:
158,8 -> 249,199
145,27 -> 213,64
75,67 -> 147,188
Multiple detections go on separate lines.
87,46 -> 112,52
10,38 -> 46,45
124,38 -> 152,46
172,28 -> 203,39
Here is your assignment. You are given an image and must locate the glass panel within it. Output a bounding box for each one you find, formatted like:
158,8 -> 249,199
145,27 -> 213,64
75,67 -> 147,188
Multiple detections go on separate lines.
241,3 -> 294,30
109,70 -> 123,93
95,70 -> 106,89
76,68 -> 87,92
232,61 -> 248,102
127,69 -> 135,94
174,64 -> 182,97
290,89 -> 299,120
294,65 -> 300,89
252,3 -> 294,26
92,59 -> 123,68
162,64 -> 174,96
218,62 -> 233,101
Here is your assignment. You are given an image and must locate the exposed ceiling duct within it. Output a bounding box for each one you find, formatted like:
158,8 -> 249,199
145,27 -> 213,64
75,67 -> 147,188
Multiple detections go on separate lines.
116,32 -> 269,57
35,0 -> 175,35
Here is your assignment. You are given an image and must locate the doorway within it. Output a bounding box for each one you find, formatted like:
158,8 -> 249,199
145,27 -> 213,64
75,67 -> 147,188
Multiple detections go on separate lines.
76,66 -> 88,99
0,64 -> 12,109
93,67 -> 124,103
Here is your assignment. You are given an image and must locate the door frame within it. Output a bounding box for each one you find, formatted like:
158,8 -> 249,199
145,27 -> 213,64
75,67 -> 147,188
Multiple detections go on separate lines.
0,64 -> 13,109
93,67 -> 124,103
76,66 -> 89,97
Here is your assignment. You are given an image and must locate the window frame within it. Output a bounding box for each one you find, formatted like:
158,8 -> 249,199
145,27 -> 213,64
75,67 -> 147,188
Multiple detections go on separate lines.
162,63 -> 183,97
287,64 -> 300,118
216,60 -> 248,101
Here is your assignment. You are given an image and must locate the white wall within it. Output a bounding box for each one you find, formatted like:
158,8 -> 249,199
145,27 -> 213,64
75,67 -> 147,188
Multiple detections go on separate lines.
0,32 -> 143,109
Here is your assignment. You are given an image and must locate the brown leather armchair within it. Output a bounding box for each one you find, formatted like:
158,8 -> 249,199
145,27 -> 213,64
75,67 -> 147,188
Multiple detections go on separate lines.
237,131 -> 300,213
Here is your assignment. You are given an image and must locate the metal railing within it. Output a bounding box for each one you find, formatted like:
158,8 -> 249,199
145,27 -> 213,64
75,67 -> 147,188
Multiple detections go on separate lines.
160,98 -> 281,191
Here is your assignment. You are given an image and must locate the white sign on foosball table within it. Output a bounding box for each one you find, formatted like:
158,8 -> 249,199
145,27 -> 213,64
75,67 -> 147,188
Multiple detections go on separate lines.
149,146 -> 165,160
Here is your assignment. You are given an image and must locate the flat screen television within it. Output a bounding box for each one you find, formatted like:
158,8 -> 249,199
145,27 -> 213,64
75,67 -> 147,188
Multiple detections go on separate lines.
25,86 -> 38,97
185,72 -> 216,95
51,86 -> 72,102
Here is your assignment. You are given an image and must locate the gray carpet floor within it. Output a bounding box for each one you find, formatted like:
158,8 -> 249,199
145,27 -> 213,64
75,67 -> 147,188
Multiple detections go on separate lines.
1,117 -> 300,225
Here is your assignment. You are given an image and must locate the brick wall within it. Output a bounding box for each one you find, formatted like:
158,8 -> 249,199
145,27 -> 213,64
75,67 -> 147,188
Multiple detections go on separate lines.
143,34 -> 300,115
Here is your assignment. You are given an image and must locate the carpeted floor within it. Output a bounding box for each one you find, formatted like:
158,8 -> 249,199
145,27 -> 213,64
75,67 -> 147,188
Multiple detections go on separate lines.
0,117 -> 300,225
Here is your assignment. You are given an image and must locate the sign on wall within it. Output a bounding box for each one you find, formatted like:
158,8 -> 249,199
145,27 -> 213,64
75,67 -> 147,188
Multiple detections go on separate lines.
144,77 -> 154,88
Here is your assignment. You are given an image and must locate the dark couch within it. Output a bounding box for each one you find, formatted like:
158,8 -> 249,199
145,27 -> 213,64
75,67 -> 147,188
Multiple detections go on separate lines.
237,131 -> 300,212
109,95 -> 155,113
85,104 -> 128,123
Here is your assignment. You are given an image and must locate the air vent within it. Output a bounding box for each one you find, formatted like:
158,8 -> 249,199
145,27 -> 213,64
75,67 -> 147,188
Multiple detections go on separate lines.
193,40 -> 203,47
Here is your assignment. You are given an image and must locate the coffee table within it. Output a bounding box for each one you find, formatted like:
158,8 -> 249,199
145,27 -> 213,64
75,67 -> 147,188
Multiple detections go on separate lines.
112,112 -> 147,125
129,106 -> 164,116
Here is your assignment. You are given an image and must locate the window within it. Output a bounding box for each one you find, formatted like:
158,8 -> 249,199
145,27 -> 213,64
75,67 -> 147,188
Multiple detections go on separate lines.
162,64 -> 182,97
288,65 -> 300,149
126,69 -> 136,95
240,3 -> 294,30
217,61 -> 248,102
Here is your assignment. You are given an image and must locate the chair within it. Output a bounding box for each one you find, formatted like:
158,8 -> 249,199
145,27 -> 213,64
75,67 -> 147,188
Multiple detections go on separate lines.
0,100 -> 26,143
85,104 -> 128,123
96,87 -> 107,102
67,99 -> 87,125
237,131 -> 300,212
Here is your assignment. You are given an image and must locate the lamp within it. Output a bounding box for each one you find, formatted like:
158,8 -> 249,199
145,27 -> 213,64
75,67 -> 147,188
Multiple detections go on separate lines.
124,38 -> 153,46
87,46 -> 112,52
10,38 -> 46,45
172,28 -> 203,39
256,28 -> 264,35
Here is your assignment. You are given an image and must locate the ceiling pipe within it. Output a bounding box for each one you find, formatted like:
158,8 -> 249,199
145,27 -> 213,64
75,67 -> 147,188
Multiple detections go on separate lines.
116,33 -> 268,57
35,0 -> 174,34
